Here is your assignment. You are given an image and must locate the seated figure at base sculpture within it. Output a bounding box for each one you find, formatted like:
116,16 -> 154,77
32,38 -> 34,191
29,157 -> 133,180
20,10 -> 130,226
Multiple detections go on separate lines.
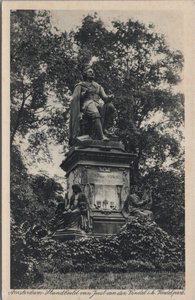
62,184 -> 91,231
122,185 -> 153,220
69,66 -> 117,145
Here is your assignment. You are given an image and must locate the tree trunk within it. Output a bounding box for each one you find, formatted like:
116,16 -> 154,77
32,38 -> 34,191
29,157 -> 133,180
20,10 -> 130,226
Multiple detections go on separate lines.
10,86 -> 27,147
133,148 -> 142,183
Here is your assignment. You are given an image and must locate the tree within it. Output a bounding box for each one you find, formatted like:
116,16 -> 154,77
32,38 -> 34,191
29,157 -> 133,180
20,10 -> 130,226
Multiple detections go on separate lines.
11,12 -> 184,175
71,14 -> 185,237
10,10 -> 75,149
10,144 -> 64,288
73,14 -> 184,179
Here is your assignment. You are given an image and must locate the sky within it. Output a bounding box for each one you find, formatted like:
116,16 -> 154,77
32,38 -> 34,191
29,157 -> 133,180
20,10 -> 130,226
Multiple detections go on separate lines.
51,10 -> 184,51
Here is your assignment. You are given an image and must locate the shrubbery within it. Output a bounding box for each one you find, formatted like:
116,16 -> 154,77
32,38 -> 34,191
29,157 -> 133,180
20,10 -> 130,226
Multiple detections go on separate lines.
67,217 -> 183,272
38,217 -> 184,277
11,219 -> 44,288
11,212 -> 184,288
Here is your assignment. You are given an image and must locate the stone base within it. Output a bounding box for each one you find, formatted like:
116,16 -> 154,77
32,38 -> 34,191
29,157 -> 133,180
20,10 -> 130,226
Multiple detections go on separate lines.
90,209 -> 126,237
74,138 -> 125,152
52,228 -> 87,241
59,140 -> 135,238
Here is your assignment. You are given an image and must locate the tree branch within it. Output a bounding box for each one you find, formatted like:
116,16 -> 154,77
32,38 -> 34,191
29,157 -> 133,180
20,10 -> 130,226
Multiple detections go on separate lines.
10,86 -> 33,146
152,119 -> 170,129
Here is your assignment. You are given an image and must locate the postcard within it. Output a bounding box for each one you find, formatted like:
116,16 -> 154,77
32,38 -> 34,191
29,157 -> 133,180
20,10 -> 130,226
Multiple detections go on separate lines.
2,1 -> 195,299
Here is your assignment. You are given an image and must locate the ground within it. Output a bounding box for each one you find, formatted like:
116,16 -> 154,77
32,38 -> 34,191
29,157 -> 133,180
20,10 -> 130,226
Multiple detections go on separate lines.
33,271 -> 184,289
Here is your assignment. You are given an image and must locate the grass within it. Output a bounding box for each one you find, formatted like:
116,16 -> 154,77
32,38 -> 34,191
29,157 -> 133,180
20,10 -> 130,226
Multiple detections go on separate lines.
33,271 -> 185,289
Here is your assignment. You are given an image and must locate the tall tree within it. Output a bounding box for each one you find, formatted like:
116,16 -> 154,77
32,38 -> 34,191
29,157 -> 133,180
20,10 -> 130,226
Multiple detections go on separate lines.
73,14 -> 184,178
10,10 -> 75,149
72,14 -> 185,236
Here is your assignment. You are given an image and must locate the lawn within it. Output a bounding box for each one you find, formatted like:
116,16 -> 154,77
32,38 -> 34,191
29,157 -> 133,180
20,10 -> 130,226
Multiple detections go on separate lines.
34,271 -> 184,289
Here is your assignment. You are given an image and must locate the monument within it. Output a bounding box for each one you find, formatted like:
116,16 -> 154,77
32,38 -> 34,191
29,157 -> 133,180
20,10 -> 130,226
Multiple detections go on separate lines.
53,66 -> 137,240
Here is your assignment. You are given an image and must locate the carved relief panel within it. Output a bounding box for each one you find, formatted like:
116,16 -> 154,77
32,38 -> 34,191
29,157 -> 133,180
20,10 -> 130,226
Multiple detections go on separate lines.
67,166 -> 82,198
67,165 -> 130,210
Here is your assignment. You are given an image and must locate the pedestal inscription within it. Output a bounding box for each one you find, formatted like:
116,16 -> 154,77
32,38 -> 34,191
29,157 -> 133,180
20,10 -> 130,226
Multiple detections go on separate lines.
66,165 -> 129,210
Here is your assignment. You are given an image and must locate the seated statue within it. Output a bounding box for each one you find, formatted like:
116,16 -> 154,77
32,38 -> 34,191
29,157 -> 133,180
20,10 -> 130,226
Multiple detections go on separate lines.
122,185 -> 153,220
69,66 -> 117,145
54,184 -> 91,232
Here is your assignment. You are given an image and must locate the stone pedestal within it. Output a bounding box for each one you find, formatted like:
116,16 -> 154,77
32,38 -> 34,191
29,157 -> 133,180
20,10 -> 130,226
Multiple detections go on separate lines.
90,209 -> 126,237
59,140 -> 136,238
53,228 -> 87,241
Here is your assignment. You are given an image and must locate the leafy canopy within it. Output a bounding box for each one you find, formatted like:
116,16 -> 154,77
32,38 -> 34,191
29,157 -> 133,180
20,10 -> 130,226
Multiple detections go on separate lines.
10,11 -> 184,239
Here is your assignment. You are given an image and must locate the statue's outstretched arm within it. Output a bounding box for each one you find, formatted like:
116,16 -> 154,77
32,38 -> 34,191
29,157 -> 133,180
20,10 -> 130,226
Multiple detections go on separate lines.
99,86 -> 114,103
141,189 -> 152,205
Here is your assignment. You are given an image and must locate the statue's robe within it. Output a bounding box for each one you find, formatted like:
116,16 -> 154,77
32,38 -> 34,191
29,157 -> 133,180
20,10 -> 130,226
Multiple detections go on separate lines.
69,81 -> 113,145
69,84 -> 82,146
122,192 -> 153,220
63,192 -> 91,231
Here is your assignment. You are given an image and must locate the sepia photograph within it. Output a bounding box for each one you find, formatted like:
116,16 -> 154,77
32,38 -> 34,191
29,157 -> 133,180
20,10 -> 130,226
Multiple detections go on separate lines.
2,1 -> 194,298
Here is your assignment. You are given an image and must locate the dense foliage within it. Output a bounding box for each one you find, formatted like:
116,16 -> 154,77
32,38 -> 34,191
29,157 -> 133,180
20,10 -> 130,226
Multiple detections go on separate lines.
10,10 -> 185,288
45,217 -> 184,273
11,11 -> 184,173
11,216 -> 184,288
11,146 -> 63,287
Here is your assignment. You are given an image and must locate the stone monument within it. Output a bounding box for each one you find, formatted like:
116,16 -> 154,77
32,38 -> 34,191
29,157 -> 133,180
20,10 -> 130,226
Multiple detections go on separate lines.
53,66 -> 136,240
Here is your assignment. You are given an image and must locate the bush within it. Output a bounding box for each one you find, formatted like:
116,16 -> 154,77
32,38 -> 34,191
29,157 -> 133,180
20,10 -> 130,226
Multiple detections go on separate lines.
126,260 -> 156,271
11,219 -> 44,288
11,214 -> 184,287
37,216 -> 184,274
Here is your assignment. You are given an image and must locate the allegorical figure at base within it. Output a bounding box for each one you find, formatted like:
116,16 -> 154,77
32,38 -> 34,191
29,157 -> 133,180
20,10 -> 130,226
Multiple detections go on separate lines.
122,185 -> 153,220
53,184 -> 91,232
69,66 -> 117,145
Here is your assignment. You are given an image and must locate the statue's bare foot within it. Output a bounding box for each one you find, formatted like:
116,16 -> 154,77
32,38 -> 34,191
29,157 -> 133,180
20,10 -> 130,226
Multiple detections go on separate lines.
103,135 -> 110,141
104,128 -> 118,138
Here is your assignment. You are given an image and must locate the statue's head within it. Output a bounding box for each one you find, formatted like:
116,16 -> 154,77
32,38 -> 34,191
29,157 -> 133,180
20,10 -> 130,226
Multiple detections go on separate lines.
144,184 -> 151,191
72,184 -> 82,194
130,185 -> 138,194
83,66 -> 95,80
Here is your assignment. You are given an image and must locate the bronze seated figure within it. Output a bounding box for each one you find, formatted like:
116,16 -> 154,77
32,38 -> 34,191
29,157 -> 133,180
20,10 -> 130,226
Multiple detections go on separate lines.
53,184 -> 91,233
69,66 -> 117,145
